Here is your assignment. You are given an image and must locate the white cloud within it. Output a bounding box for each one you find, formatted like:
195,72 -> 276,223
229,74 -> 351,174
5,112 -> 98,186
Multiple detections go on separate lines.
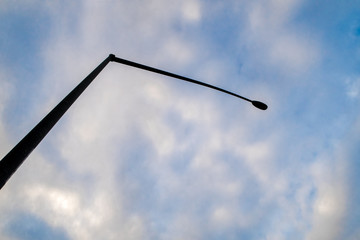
1,0 -> 359,239
182,0 -> 201,23
346,77 -> 360,99
305,148 -> 348,239
244,0 -> 320,76
159,36 -> 194,65
0,70 -> 13,157
211,205 -> 233,227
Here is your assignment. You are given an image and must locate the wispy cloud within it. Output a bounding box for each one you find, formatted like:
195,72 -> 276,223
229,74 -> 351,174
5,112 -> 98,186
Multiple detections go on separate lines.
0,0 -> 359,239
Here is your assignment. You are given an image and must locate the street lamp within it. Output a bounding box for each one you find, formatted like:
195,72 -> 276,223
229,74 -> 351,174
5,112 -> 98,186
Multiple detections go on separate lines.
0,54 -> 267,189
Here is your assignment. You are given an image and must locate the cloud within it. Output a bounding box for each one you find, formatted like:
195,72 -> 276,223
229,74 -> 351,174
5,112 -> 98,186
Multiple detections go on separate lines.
346,77 -> 360,99
0,70 -> 13,156
182,0 -> 202,23
1,1 -> 360,239
305,151 -> 348,240
242,0 -> 321,77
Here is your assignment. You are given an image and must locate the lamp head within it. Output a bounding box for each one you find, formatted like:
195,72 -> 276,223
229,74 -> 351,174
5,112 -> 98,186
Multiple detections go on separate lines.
252,100 -> 268,110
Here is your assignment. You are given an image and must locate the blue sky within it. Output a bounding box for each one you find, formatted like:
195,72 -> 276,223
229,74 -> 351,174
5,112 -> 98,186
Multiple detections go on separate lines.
0,0 -> 360,239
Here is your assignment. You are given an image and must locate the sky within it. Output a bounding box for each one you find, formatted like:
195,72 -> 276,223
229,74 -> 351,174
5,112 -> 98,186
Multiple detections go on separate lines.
0,0 -> 360,239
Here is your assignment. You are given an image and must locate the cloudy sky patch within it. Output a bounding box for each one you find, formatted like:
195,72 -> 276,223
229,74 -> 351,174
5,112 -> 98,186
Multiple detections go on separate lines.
1,1 -> 360,239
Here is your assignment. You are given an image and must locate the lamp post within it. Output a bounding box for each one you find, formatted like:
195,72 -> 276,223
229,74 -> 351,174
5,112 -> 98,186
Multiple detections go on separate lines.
0,54 -> 267,189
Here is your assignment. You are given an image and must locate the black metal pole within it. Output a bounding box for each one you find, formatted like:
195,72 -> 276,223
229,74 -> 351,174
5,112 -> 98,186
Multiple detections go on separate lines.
0,53 -> 267,190
112,57 -> 268,110
0,54 -> 113,189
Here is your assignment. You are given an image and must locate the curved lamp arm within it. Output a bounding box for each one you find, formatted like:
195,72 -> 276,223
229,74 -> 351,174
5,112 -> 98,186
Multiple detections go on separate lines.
110,55 -> 267,110
0,54 -> 267,189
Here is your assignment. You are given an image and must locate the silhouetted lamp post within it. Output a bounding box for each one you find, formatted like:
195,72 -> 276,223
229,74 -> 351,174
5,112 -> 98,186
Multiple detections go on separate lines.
0,54 -> 267,189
